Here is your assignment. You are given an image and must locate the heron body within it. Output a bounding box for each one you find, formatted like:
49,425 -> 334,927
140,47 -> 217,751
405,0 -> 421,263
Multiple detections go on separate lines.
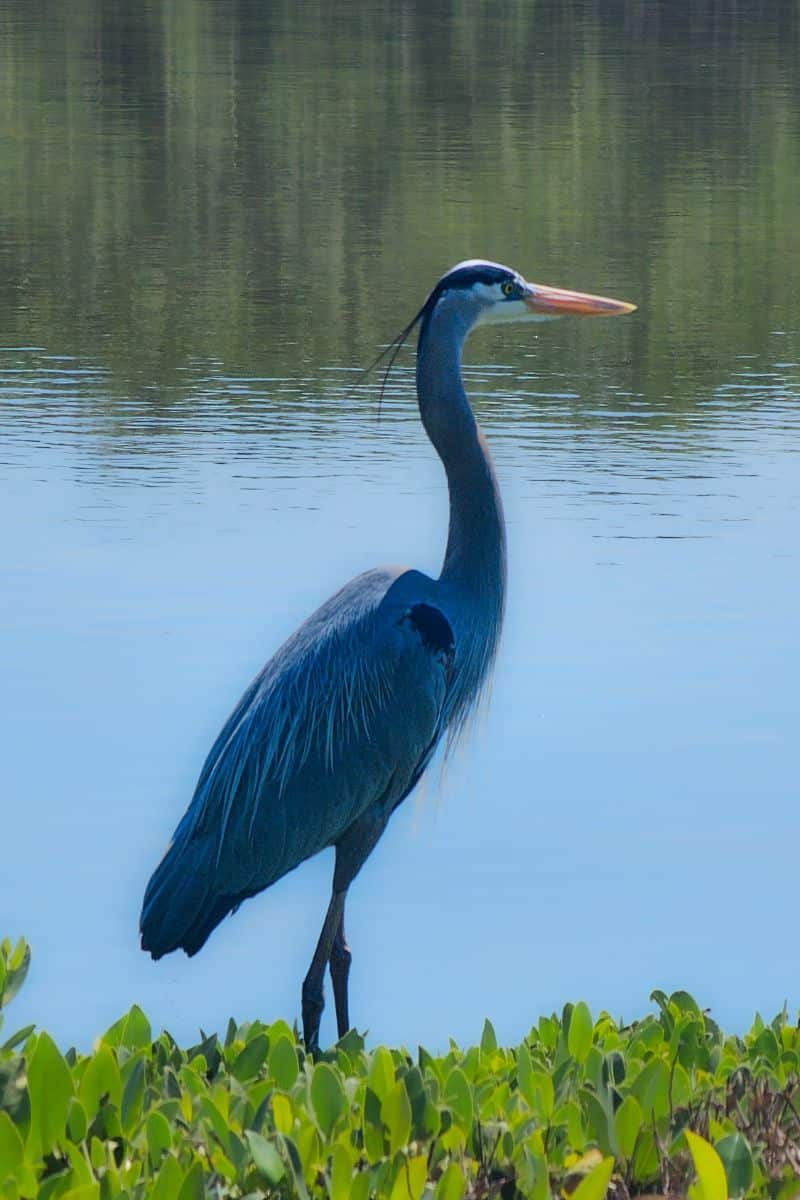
140,260 -> 634,1049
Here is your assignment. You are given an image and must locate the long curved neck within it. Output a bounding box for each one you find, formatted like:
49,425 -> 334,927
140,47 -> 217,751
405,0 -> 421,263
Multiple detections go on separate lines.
416,302 -> 506,713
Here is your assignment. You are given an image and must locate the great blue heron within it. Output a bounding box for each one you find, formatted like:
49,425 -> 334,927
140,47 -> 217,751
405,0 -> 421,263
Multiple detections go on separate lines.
140,260 -> 635,1051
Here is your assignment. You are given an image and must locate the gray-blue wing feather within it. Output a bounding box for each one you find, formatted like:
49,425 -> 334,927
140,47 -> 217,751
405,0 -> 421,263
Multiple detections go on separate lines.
140,566 -> 454,957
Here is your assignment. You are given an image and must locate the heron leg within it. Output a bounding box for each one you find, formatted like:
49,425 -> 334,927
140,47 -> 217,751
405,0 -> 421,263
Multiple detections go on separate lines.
323,804 -> 390,1045
301,889 -> 345,1055
329,910 -> 352,1040
302,805 -> 390,1053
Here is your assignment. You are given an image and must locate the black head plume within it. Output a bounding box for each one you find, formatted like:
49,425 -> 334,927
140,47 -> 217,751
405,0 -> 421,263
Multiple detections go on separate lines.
355,259 -> 517,410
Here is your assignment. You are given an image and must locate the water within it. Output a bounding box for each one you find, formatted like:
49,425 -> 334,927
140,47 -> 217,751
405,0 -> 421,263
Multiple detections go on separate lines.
2,1 -> 799,1051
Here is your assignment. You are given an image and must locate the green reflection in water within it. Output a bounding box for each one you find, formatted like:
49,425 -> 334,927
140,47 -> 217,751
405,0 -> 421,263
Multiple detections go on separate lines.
0,1 -> 798,414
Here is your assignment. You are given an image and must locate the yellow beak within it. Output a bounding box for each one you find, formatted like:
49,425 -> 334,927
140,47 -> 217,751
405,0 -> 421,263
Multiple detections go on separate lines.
524,282 -> 637,317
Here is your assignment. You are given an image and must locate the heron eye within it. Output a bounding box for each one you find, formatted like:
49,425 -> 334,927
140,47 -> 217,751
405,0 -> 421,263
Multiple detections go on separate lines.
501,281 -> 515,297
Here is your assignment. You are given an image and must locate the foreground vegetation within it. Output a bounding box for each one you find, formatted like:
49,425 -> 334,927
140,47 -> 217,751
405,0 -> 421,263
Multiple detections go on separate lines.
2,940 -> 799,1199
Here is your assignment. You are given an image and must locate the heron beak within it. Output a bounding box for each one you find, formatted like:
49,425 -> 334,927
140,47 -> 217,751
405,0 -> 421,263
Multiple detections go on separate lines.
524,282 -> 636,318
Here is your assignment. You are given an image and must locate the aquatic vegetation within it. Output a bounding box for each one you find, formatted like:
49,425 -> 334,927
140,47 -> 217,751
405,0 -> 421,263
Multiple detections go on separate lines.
1,938 -> 799,1199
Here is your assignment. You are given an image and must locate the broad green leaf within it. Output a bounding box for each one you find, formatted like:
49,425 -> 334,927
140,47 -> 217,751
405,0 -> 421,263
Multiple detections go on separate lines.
147,1110 -> 172,1166
363,1086 -> 385,1162
176,1159 -> 205,1200
480,1018 -> 497,1056
751,1028 -> 780,1065
335,1027 -> 365,1060
747,1013 -> 765,1041
0,941 -> 30,1010
64,1142 -> 94,1186
686,1130 -> 728,1200
443,1067 -> 473,1131
231,1033 -> 268,1082
670,990 -> 702,1015
179,1063 -> 206,1098
185,1030 -> 219,1075
567,1148 -> 604,1176
12,1164 -> 39,1200
671,1060 -> 692,1109
350,1171 -> 371,1200
101,1006 -> 151,1050
613,1094 -> 643,1160
580,1088 -> 616,1158
368,1046 -> 396,1102
602,1050 -> 625,1087
26,1031 -> 73,1157
568,1002 -> 593,1063
716,1134 -> 754,1198
570,1155 -> 614,1200
66,1097 -> 87,1143
267,1018 -> 295,1043
517,1144 -> 550,1200
330,1142 -> 354,1200
269,1035 -> 299,1090
121,1055 -> 146,1133
461,1046 -> 480,1081
297,1120 -> 320,1173
435,1161 -> 465,1200
418,1044 -> 437,1078
0,1024 -> 36,1055
382,1080 -> 412,1154
517,1042 -> 534,1104
390,1153 -> 427,1200
529,1070 -> 554,1121
59,1185 -> 100,1200
0,1110 -> 24,1176
79,1044 -> 122,1116
209,1148 -> 236,1185
537,1015 -> 559,1050
403,1065 -> 427,1138
559,1099 -> 588,1152
272,1092 -> 293,1134
584,1046 -> 605,1091
631,1057 -> 670,1119
311,1062 -> 346,1138
631,1127 -> 661,1185
148,1156 -> 183,1200
283,1131 -> 312,1200
422,1098 -> 440,1140
246,1130 -> 285,1184
197,1096 -> 230,1151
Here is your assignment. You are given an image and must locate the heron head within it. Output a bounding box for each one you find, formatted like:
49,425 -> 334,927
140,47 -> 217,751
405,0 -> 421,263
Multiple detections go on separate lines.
425,259 -> 637,329
361,259 -> 635,405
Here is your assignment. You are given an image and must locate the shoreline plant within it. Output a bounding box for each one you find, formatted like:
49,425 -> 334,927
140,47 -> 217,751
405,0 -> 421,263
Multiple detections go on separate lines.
1,938 -> 799,1199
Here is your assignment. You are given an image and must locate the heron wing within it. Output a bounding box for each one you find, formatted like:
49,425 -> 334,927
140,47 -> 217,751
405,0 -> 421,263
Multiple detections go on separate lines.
140,566 -> 454,956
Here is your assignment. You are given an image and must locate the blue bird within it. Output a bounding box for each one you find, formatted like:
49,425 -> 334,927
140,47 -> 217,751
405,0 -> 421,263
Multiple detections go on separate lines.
140,260 -> 635,1051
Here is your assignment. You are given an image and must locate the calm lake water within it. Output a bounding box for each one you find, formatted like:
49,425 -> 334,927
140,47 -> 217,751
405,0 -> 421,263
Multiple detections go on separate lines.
2,1 -> 799,1051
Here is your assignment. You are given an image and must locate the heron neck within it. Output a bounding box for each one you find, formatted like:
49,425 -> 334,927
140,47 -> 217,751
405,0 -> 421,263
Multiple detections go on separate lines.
416,306 -> 507,613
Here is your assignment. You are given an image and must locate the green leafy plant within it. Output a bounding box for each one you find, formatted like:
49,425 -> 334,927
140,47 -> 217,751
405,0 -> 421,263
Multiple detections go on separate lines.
2,938 -> 800,1198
